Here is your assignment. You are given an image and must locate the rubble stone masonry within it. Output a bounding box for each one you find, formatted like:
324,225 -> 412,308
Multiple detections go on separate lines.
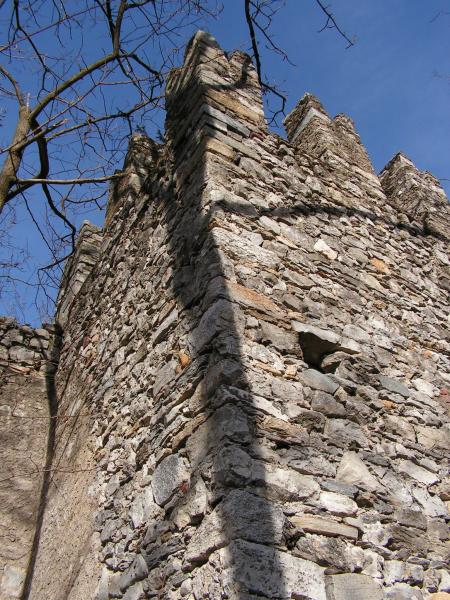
0,319 -> 56,600
1,32 -> 449,600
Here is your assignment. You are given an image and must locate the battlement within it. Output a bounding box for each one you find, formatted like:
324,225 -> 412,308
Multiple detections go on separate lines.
56,221 -> 103,327
2,31 -> 449,600
380,152 -> 450,239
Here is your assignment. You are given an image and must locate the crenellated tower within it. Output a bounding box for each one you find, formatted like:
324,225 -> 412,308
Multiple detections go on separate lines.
1,32 -> 449,600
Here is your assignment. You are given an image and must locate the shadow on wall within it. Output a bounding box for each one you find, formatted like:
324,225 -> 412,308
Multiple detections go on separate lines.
150,42 -> 291,598
21,324 -> 62,600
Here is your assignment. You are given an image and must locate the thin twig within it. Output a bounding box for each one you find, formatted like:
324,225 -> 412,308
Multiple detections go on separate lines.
315,0 -> 355,48
16,173 -> 125,185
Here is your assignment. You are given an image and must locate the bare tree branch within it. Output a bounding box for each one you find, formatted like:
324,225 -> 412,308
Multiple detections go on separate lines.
0,64 -> 25,106
315,0 -> 355,48
244,0 -> 287,123
16,173 -> 125,185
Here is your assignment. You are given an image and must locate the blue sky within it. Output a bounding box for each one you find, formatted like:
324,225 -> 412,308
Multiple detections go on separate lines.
0,0 -> 449,325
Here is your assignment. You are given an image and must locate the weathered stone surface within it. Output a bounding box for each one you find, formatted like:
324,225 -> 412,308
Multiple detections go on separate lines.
261,465 -> 320,500
379,376 -> 410,398
118,555 -> 148,592
172,477 -> 208,529
294,534 -> 364,572
259,415 -> 308,445
151,453 -> 189,506
214,444 -> 253,487
383,414 -> 416,442
122,581 -> 144,600
395,508 -> 427,530
260,321 -> 299,354
56,222 -> 103,326
384,584 -> 423,599
384,560 -> 425,586
413,486 -> 447,517
291,515 -> 358,539
342,324 -> 370,343
319,491 -> 358,516
186,404 -> 251,467
0,565 -> 26,599
397,460 -> 439,486
314,238 -> 338,260
299,368 -> 339,394
416,425 -> 450,450
336,452 -> 379,491
189,299 -> 236,355
311,391 -> 346,416
192,540 -> 327,600
185,490 -> 285,565
325,419 -> 368,448
325,573 -> 383,600
129,488 -> 161,528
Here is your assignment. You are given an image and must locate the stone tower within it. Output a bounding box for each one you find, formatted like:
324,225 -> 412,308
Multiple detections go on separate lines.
1,31 -> 449,600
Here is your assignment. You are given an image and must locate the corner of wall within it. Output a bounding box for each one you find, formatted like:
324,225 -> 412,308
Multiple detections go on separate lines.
56,221 -> 103,327
165,29 -> 266,186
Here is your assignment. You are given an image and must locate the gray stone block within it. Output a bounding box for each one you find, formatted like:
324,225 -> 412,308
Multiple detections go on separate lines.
325,573 -> 383,600
151,453 -> 189,506
299,368 -> 340,394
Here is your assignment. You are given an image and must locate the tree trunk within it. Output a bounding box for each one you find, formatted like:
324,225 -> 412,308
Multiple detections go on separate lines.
0,106 -> 31,214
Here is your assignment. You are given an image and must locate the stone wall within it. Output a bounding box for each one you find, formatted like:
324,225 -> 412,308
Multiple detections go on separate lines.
0,319 -> 54,600
5,31 -> 450,600
56,221 -> 103,327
